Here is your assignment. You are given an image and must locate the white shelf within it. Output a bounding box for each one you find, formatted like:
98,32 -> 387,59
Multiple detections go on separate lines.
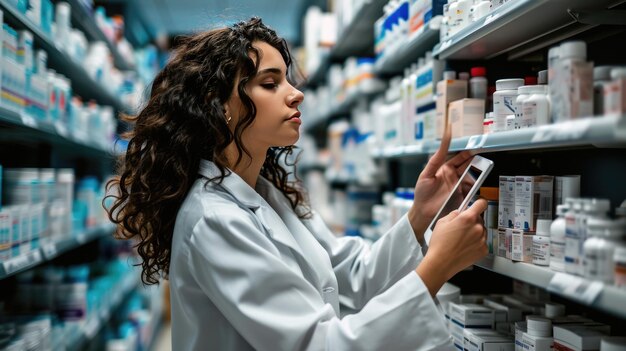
0,223 -> 115,280
433,0 -> 622,60
0,0 -> 130,111
476,256 -> 626,319
374,21 -> 440,76
372,115 -> 626,159
0,106 -> 114,157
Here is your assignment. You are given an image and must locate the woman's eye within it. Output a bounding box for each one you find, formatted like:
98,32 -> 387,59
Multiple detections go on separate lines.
261,83 -> 278,89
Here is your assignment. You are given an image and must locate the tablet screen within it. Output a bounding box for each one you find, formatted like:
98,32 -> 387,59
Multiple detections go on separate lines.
428,164 -> 484,232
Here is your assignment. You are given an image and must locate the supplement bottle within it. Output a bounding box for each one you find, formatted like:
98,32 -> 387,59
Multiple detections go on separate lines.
533,219 -> 551,266
583,218 -> 626,283
522,85 -> 550,127
550,204 -> 568,272
493,78 -> 524,132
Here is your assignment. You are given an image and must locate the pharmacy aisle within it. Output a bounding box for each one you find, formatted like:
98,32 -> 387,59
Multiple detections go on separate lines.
0,0 -> 166,349
299,0 -> 626,350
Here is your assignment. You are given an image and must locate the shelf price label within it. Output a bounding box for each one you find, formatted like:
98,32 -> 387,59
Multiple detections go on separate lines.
531,120 -> 591,143
465,134 -> 488,150
2,251 -> 41,276
548,272 -> 603,305
20,113 -> 38,128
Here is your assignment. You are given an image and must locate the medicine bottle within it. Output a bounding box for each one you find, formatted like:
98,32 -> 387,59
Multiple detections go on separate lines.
514,85 -> 535,119
550,204 -> 568,272
469,66 -> 487,100
593,66 -> 614,116
522,316 -> 553,351
522,85 -> 550,127
614,246 -> 626,288
533,219 -> 551,266
493,78 -> 524,132
583,218 -> 625,283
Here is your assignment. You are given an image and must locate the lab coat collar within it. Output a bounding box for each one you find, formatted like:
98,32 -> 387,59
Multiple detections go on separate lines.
198,159 -> 262,211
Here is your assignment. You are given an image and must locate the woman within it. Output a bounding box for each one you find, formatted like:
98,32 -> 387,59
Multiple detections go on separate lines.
106,18 -> 488,350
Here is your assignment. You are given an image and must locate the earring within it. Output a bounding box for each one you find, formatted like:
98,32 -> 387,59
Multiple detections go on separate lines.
226,114 -> 232,125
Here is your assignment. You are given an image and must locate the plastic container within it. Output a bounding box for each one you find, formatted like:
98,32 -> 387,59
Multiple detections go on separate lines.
583,218 -> 626,283
493,79 -> 524,132
544,302 -> 565,319
526,316 -> 552,337
469,67 -> 488,100
514,85 -> 535,119
533,219 -> 552,266
550,204 -> 568,272
614,246 -> 626,288
521,85 -> 550,128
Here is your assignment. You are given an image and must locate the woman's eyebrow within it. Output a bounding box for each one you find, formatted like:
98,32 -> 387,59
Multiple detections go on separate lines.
257,67 -> 283,75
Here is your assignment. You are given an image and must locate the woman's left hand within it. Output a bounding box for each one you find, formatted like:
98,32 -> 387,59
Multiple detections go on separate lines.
407,126 -> 473,243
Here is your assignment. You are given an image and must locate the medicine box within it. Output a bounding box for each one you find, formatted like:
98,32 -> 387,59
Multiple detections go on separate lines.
510,229 -> 533,262
449,303 -> 495,348
553,325 -> 607,351
483,298 -> 524,322
435,78 -> 467,139
604,75 -> 626,115
498,176 -> 515,229
448,98 -> 486,138
514,176 -> 554,232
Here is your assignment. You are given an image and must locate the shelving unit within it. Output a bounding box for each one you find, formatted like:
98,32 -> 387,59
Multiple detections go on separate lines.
0,0 -> 129,111
432,0 -> 623,60
374,21 -> 440,76
67,272 -> 139,351
477,256 -> 626,319
65,0 -> 135,71
0,106 -> 113,157
0,223 -> 115,279
372,115 -> 626,159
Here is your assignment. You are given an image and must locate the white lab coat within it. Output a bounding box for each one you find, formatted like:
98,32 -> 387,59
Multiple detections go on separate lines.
169,160 -> 454,350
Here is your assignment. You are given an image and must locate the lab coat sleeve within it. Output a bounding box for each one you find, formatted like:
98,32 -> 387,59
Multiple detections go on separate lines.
186,209 -> 453,351
304,211 -> 425,310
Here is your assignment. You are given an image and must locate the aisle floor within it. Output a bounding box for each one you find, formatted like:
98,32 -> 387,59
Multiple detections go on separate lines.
153,321 -> 172,351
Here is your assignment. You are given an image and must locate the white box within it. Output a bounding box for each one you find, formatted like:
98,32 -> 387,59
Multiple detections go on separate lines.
436,78 -> 467,139
449,98 -> 486,138
553,325 -> 607,351
604,75 -> 626,115
483,298 -> 524,322
468,335 -> 515,351
514,176 -> 554,232
498,176 -> 515,229
510,229 -> 533,262
449,303 -> 495,348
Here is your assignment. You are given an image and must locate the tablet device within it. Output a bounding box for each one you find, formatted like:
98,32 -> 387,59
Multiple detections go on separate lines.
424,155 -> 494,244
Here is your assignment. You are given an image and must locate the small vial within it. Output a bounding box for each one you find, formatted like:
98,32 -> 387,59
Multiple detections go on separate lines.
533,219 -> 552,266
614,246 -> 626,288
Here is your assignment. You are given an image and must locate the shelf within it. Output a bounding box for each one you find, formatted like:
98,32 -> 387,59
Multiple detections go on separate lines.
306,51 -> 330,87
372,115 -> 626,159
66,0 -> 135,71
374,20 -> 440,76
476,256 -> 626,319
68,271 -> 139,351
331,0 -> 387,60
0,106 -> 114,158
0,223 -> 115,280
0,0 -> 129,111
432,0 -> 622,60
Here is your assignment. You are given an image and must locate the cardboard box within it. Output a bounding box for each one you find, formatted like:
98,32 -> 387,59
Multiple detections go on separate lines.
449,98 -> 486,138
436,78 -> 467,138
498,176 -> 515,229
514,176 -> 554,232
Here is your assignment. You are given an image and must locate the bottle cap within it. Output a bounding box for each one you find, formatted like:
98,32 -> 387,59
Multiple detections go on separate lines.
444,71 -> 456,80
559,41 -> 587,60
594,66 -> 614,81
524,76 -> 538,85
459,72 -> 470,80
535,219 -> 552,236
518,85 -> 536,95
583,198 -> 611,214
587,218 -> 625,239
548,46 -> 560,61
544,302 -> 565,318
496,78 -> 524,90
526,316 -> 552,337
471,67 -> 486,77
610,67 -> 626,80
556,204 -> 569,216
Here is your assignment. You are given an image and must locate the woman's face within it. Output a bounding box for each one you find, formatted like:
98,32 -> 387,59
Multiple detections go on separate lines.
225,41 -> 304,151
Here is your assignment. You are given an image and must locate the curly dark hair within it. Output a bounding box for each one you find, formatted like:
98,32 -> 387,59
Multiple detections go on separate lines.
105,17 -> 310,285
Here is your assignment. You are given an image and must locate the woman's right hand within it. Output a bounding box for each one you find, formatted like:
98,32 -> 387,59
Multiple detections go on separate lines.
415,199 -> 488,296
